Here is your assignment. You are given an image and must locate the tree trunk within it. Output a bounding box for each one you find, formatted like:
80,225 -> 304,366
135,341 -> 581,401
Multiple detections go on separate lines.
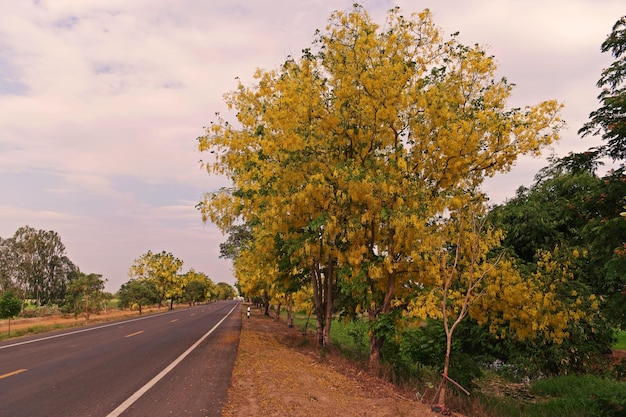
437,330 -> 453,409
309,254 -> 337,349
368,273 -> 396,368
274,302 -> 282,321
368,309 -> 385,370
323,261 -> 334,348
286,294 -> 294,328
311,260 -> 325,347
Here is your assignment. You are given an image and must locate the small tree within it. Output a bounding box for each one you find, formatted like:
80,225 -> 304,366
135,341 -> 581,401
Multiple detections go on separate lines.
409,201 -> 507,410
128,250 -> 183,310
118,279 -> 158,314
65,273 -> 106,320
0,291 -> 23,336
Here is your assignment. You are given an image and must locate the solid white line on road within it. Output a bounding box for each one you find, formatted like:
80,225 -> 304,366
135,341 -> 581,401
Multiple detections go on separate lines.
105,302 -> 240,417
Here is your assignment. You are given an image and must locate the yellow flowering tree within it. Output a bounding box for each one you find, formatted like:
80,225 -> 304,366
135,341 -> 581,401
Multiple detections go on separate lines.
198,5 -> 563,365
128,250 -> 183,311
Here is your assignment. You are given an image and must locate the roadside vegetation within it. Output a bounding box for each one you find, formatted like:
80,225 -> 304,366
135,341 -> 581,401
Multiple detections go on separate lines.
1,233 -> 235,338
203,6 -> 626,415
283,310 -> 626,417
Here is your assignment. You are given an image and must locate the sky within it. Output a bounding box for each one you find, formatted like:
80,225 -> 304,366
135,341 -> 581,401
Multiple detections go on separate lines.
0,0 -> 623,293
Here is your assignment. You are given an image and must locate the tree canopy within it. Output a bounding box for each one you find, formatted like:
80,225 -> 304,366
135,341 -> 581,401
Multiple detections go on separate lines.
0,226 -> 77,305
579,15 -> 626,161
198,5 -> 563,367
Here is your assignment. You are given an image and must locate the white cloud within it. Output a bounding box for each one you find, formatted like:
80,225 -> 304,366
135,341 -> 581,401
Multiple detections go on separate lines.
0,0 -> 623,291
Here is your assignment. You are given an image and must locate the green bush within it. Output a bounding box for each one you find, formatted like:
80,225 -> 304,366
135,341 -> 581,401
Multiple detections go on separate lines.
484,375 -> 626,417
330,317 -> 369,360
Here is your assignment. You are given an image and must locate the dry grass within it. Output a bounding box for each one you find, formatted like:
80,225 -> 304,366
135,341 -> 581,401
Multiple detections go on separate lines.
223,305 -> 444,417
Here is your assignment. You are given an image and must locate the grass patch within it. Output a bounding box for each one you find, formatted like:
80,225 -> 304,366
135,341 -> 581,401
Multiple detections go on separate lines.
614,330 -> 626,351
292,312 -> 315,333
330,318 -> 369,360
289,313 -> 369,359
483,374 -> 626,417
0,323 -> 82,341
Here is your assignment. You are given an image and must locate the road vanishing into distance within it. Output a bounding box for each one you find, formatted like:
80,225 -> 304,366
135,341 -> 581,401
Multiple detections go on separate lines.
0,300 -> 241,417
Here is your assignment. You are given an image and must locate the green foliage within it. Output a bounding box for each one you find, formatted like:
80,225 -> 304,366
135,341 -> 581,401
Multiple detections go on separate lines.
481,375 -> 626,417
0,226 -> 77,305
0,291 -> 22,320
330,317 -> 369,360
117,279 -> 158,314
615,331 -> 626,350
183,280 -> 207,304
213,282 -> 236,300
579,16 -> 626,162
63,272 -> 106,319
489,158 -> 625,329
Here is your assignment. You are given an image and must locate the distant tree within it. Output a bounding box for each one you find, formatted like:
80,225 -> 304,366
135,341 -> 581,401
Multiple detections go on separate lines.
128,251 -> 183,310
6,226 -> 76,305
182,269 -> 214,305
0,291 -> 22,336
213,282 -> 236,300
0,237 -> 17,293
579,16 -> 626,161
183,280 -> 206,305
117,279 -> 158,314
65,272 -> 106,320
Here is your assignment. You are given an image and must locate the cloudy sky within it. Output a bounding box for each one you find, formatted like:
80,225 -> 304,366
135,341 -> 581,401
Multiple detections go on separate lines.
0,1 -> 622,293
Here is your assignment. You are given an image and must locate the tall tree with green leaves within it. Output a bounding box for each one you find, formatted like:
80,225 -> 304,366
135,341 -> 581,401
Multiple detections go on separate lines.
182,269 -> 214,304
117,278 -> 158,314
489,154 -> 626,329
5,226 -> 76,305
579,16 -> 626,161
65,272 -> 106,320
0,291 -> 22,336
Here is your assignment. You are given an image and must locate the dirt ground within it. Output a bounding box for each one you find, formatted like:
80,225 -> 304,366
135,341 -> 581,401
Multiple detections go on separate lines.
223,305 -> 441,417
2,305 -> 444,417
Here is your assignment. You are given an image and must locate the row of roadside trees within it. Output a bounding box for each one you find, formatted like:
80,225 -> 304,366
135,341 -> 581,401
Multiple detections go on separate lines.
198,5 -> 625,408
120,250 -> 235,313
0,225 -> 109,325
1,226 -> 235,323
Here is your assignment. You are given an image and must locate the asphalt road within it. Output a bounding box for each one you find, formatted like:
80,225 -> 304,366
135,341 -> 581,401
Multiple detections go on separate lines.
0,300 -> 241,417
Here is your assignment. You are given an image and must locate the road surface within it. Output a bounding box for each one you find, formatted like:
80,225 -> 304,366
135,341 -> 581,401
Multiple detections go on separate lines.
0,300 -> 241,417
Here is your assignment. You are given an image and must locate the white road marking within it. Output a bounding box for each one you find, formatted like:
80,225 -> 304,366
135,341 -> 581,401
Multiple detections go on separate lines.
105,303 -> 239,417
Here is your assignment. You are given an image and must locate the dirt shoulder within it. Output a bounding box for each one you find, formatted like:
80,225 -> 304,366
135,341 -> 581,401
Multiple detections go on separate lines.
223,305 -> 438,417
